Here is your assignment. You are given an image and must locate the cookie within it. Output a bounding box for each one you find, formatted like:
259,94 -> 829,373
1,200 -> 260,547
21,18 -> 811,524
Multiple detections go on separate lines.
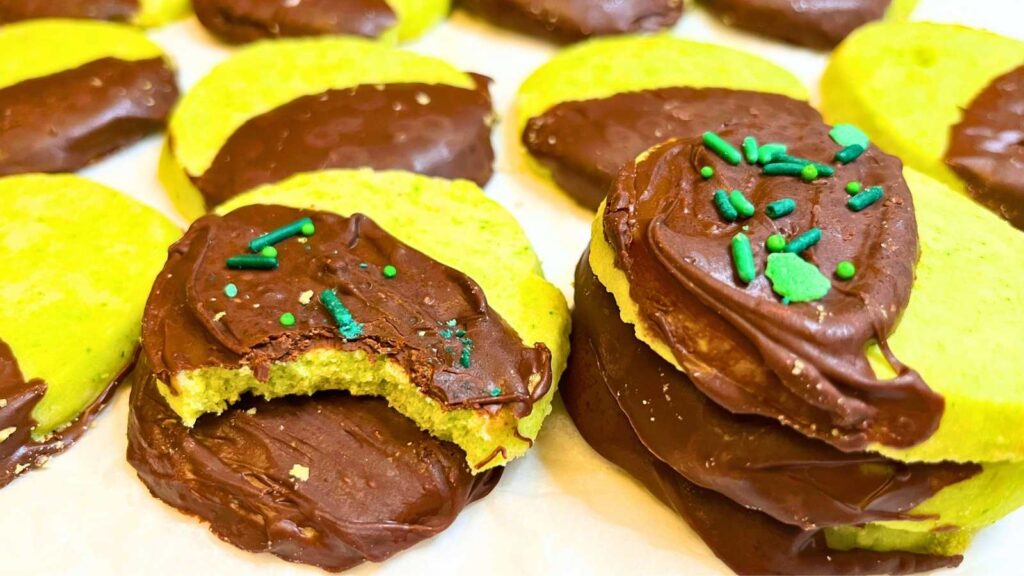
0,174 -> 180,488
0,20 -> 179,176
0,0 -> 190,27
162,38 -> 495,221
459,0 -> 683,42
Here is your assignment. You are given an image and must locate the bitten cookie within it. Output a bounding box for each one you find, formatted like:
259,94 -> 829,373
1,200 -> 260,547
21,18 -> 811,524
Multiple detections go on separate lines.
459,0 -> 683,42
0,0 -> 189,27
0,20 -> 179,177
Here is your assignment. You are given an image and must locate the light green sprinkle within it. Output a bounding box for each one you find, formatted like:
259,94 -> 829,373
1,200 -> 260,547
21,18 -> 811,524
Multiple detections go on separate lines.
731,233 -> 756,284
260,246 -> 278,258
757,143 -> 788,165
829,124 -> 870,149
703,131 -> 743,165
729,190 -> 756,218
700,166 -> 715,179
382,265 -> 398,278
300,222 -> 316,236
765,253 -> 831,303
846,181 -> 863,195
224,283 -> 238,298
836,261 -> 857,280
766,234 -> 787,253
742,136 -> 759,164
801,164 -> 819,181
279,312 -> 296,327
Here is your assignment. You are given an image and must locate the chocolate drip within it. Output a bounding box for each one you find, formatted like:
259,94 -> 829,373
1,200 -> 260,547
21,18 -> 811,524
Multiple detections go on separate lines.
524,88 -> 819,210
127,354 -> 500,572
0,0 -> 138,23
193,0 -> 397,44
460,0 -> 682,42
0,338 -> 133,488
0,57 -> 178,177
560,277 -> 962,574
702,0 -> 891,49
195,82 -> 495,209
143,205 -> 551,417
946,64 -> 1024,231
605,122 -> 941,450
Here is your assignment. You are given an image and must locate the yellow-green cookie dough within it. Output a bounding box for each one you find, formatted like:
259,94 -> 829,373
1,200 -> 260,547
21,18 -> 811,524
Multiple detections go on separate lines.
161,37 -> 476,222
387,0 -> 450,41
0,175 -> 180,437
162,169 -> 570,471
821,21 -> 1024,190
133,0 -> 191,27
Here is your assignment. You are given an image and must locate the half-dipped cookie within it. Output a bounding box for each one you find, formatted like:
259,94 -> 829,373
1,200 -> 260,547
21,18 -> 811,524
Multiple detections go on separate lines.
0,20 -> 179,177
822,22 -> 1024,230
0,175 -> 180,488
162,38 -> 495,220
459,0 -> 683,42
0,0 -> 189,27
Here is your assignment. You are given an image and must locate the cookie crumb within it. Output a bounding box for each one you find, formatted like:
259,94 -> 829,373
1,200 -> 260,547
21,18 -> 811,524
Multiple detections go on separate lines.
290,464 -> 310,482
299,290 -> 314,305
0,399 -> 7,408
245,407 -> 257,416
0,427 -> 15,443
213,312 -> 227,322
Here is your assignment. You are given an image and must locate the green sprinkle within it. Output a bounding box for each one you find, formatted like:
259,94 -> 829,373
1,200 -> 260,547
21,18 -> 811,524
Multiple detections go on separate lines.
226,255 -> 278,270
260,246 -> 278,258
836,261 -> 857,280
703,131 -> 742,165
829,124 -> 870,149
713,190 -> 739,222
382,265 -> 398,278
455,329 -> 466,337
835,144 -> 865,164
320,289 -> 363,340
784,227 -> 822,254
446,319 -> 457,327
731,233 -> 756,284
765,253 -> 832,303
801,164 -> 819,181
848,186 -> 884,212
757,143 -> 787,165
490,387 -> 501,397
440,329 -> 453,339
279,313 -> 296,327
769,155 -> 834,176
460,348 -> 472,369
301,222 -> 316,236
765,198 -> 796,219
700,166 -> 715,179
766,234 -> 787,253
763,162 -> 806,176
249,218 -> 314,252
728,190 -> 755,218
223,283 -> 238,298
846,181 -> 863,195
742,136 -> 759,164
359,262 -> 369,269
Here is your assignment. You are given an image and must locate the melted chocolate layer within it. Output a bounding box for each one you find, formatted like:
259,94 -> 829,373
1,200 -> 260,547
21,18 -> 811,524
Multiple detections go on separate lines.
143,205 -> 551,416
572,254 -> 977,530
0,57 -> 178,177
524,88 -> 819,210
460,0 -> 683,42
702,0 -> 891,49
560,291 -> 962,575
946,64 -> 1024,231
127,354 -> 500,572
605,117 -> 940,451
0,339 -> 132,488
193,0 -> 396,44
0,0 -> 137,23
195,82 -> 495,209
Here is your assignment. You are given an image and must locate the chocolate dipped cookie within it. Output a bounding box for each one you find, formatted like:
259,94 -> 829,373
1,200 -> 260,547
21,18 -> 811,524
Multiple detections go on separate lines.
161,38 -> 495,221
459,0 -> 683,43
0,175 -> 180,488
0,0 -> 189,27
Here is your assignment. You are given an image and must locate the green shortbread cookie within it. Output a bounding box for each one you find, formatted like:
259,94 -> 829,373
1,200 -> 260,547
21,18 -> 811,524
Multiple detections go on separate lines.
161,169 -> 570,471
161,37 -> 478,221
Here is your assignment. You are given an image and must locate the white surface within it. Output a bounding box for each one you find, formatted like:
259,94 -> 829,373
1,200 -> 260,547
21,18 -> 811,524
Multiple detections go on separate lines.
3,1 -> 1023,574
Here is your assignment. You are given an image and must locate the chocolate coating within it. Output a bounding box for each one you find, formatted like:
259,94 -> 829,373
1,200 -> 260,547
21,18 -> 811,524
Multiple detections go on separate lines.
143,205 -> 551,417
460,0 -> 683,43
571,254 -> 976,530
0,0 -> 138,23
0,338 -> 132,488
604,103 -> 941,451
127,353 -> 500,572
192,0 -> 397,44
0,57 -> 178,177
946,64 -> 1024,231
701,0 -> 891,49
195,82 -> 495,209
559,273 -> 962,574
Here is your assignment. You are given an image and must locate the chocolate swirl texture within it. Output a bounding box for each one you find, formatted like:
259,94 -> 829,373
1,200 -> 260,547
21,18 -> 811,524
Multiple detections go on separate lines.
143,204 -> 551,417
604,116 -> 941,450
192,0 -> 397,44
0,0 -> 138,23
127,353 -> 500,572
946,64 -> 1024,231
0,57 -> 178,176
460,0 -> 683,43
701,0 -> 891,49
194,82 -> 495,209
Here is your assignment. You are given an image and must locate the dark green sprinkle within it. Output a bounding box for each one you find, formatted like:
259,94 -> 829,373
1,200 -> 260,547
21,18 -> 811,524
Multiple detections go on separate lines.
249,218 -> 314,252
801,164 -> 819,181
490,387 -> 501,398
455,329 -> 466,337
846,181 -> 863,195
757,143 -> 787,165
440,329 -> 453,339
279,313 -> 296,327
700,166 -> 715,179
766,234 -> 787,253
226,255 -> 278,270
728,190 -> 755,218
784,227 -> 822,254
382,265 -> 398,278
765,198 -> 796,219
320,289 -> 363,340
359,262 -> 369,269
703,131 -> 742,165
713,190 -> 738,221
769,155 -> 834,176
224,283 -> 238,298
835,144 -> 865,164
742,136 -> 759,164
260,246 -> 278,258
731,233 -> 756,284
836,261 -> 857,280
460,348 -> 472,369
763,162 -> 806,176
848,186 -> 885,212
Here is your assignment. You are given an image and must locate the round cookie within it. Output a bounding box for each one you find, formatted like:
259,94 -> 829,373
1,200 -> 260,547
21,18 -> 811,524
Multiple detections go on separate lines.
0,174 -> 180,488
821,22 -> 1024,229
0,20 -> 179,177
162,38 -> 495,221
459,0 -> 683,43
193,0 -> 451,44
0,0 -> 190,27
